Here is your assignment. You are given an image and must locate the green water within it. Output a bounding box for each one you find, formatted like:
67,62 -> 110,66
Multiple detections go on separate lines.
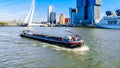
0,26 -> 120,68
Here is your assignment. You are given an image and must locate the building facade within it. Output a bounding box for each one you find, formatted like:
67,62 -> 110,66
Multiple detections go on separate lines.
65,18 -> 70,25
50,12 -> 56,24
59,14 -> 65,25
69,8 -> 78,25
48,5 -> 54,23
74,0 -> 102,25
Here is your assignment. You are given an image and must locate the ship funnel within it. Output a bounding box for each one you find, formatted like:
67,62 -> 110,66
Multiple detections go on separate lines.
116,9 -> 120,16
106,11 -> 113,16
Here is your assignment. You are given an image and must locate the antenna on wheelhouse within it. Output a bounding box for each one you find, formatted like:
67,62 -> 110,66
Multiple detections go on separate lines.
24,0 -> 35,26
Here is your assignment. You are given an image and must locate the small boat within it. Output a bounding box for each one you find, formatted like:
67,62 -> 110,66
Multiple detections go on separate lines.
20,30 -> 84,48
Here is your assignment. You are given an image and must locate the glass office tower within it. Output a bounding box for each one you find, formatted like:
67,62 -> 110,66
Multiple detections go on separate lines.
76,0 -> 102,25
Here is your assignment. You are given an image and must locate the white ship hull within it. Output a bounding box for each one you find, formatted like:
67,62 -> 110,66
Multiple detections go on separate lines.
95,15 -> 120,29
95,24 -> 120,29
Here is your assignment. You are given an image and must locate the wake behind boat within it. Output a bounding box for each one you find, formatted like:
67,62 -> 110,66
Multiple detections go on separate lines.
20,30 -> 84,48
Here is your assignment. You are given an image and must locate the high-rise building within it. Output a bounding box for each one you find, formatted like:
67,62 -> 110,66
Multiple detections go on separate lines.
48,5 -> 54,23
59,14 -> 65,25
50,12 -> 56,24
69,8 -> 77,25
76,0 -> 102,25
65,18 -> 70,25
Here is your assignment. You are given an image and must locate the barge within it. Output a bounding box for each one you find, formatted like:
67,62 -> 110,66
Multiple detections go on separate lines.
20,30 -> 84,48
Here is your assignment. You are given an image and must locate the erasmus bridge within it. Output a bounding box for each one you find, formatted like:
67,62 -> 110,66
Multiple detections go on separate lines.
24,0 -> 46,26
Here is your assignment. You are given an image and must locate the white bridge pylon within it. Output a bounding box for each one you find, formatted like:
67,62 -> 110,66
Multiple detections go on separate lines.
24,0 -> 35,26
24,0 -> 45,26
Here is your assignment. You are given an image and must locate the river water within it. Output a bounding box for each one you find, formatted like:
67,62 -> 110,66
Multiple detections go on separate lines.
0,26 -> 120,68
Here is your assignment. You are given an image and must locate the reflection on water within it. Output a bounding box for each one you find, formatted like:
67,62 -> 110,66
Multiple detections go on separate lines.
0,26 -> 120,68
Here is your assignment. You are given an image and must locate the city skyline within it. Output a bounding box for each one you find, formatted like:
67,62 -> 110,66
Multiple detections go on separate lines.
0,0 -> 120,22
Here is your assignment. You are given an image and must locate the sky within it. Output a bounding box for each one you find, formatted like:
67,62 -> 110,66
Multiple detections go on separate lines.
0,0 -> 120,22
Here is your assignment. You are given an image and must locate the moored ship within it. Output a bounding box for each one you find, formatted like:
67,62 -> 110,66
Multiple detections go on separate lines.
95,10 -> 120,29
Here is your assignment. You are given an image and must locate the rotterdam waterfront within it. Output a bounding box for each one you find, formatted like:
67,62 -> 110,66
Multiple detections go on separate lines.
0,26 -> 120,68
0,0 -> 120,68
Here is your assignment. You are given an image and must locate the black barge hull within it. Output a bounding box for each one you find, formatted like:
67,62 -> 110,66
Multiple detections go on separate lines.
20,34 -> 83,48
